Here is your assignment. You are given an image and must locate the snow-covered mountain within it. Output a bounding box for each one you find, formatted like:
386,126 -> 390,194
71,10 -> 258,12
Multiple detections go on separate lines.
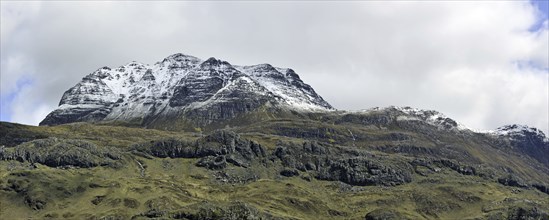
39,52 -> 547,144
40,53 -> 333,126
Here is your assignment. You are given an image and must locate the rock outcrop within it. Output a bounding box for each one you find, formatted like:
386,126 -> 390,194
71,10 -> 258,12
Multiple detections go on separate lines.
273,141 -> 413,186
132,130 -> 266,168
0,138 -> 121,168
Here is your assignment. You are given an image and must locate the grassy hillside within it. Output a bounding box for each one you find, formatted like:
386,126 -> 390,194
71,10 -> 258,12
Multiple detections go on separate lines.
1,119 -> 548,219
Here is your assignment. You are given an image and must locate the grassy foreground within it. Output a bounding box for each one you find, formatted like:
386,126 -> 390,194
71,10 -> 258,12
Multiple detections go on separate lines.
0,121 -> 548,219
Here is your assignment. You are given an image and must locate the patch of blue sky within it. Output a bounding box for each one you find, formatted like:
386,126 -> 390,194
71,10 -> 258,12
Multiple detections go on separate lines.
0,78 -> 34,122
514,60 -> 549,73
517,1 -> 549,75
530,0 -> 549,31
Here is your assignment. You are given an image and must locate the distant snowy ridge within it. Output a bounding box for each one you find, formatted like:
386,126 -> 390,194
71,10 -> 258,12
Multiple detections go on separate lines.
488,124 -> 549,142
345,106 -> 548,140
362,106 -> 470,131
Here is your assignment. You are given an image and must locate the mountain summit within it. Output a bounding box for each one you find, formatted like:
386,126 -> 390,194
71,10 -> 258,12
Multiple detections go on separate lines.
40,53 -> 333,127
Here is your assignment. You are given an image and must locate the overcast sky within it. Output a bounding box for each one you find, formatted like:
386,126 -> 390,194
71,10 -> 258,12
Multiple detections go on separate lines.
1,1 -> 548,134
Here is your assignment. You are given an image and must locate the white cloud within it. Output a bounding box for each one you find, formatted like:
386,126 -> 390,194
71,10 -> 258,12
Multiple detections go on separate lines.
0,1 -> 547,134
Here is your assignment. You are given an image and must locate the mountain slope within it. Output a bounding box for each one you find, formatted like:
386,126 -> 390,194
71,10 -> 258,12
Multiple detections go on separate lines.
1,115 -> 549,219
40,53 -> 333,127
3,52 -> 547,219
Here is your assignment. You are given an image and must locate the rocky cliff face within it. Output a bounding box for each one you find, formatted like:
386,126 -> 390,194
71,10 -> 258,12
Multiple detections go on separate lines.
40,53 -> 333,127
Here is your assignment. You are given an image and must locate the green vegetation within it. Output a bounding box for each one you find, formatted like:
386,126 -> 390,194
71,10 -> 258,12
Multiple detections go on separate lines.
0,116 -> 548,219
